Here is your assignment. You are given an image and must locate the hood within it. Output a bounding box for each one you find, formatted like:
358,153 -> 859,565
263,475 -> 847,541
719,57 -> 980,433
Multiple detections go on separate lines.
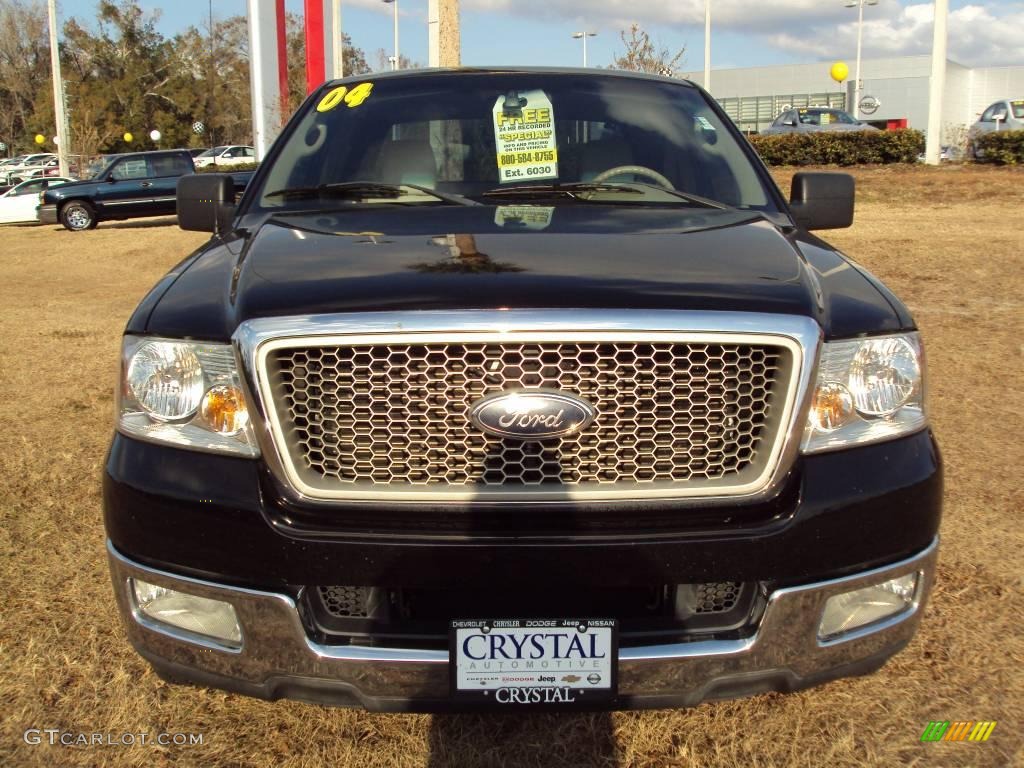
142,205 -> 904,341
42,178 -> 101,200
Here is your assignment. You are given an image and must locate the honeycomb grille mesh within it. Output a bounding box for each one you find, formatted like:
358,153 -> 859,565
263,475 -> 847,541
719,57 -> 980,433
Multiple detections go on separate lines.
317,586 -> 371,618
695,582 -> 742,613
264,339 -> 789,494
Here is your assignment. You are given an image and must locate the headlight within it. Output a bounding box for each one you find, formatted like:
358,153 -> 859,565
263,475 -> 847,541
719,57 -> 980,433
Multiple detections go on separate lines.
803,332 -> 926,453
117,336 -> 259,456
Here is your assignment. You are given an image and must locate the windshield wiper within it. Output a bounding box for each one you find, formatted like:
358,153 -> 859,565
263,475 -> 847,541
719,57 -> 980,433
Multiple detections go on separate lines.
264,181 -> 479,206
481,182 -> 644,199
481,181 -> 729,210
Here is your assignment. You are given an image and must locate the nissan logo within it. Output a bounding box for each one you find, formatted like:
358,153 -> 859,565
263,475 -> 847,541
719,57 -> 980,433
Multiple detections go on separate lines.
468,390 -> 597,440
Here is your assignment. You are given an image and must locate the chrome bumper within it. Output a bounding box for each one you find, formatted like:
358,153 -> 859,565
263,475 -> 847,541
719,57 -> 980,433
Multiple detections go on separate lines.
108,539 -> 938,711
37,204 -> 58,225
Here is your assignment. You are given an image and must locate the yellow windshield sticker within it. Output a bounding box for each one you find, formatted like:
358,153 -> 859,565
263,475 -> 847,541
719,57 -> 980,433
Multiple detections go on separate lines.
344,82 -> 374,107
493,90 -> 558,183
316,82 -> 375,113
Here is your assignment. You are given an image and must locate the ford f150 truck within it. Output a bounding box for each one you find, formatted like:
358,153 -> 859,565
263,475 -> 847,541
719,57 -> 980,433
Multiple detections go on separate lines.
105,68 -> 941,712
38,149 -> 253,231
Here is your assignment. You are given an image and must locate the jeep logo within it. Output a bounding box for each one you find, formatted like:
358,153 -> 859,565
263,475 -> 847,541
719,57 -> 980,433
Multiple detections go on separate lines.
468,390 -> 596,440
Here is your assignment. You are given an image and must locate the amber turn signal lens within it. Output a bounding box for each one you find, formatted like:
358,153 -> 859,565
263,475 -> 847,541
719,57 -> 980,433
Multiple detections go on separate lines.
810,382 -> 854,432
200,385 -> 249,434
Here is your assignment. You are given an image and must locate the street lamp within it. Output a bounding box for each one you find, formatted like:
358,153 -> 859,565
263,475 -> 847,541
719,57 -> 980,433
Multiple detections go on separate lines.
844,0 -> 878,119
572,31 -> 597,67
382,0 -> 399,70
704,0 -> 711,93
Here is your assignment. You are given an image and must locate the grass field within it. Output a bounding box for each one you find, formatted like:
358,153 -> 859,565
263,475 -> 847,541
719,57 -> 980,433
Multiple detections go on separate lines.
1,165 -> 1022,767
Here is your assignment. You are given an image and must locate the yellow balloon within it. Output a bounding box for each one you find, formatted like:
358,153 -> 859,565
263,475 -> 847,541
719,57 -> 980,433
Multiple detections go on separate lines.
34,134 -> 45,144
830,62 -> 850,83
123,132 -> 133,143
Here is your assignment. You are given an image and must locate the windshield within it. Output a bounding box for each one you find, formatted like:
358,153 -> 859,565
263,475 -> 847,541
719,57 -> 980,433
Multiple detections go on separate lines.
798,109 -> 858,126
198,147 -> 227,158
252,72 -> 776,214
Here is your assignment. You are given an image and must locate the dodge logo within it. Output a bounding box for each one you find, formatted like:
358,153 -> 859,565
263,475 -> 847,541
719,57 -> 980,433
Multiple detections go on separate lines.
468,390 -> 597,440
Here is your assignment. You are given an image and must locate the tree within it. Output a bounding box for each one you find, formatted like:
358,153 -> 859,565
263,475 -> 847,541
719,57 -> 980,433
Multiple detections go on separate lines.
0,0 -> 374,158
0,0 -> 51,154
373,49 -> 420,72
612,24 -> 686,76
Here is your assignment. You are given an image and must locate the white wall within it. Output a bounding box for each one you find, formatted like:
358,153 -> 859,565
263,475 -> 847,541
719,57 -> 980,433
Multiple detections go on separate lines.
695,55 -> 1024,141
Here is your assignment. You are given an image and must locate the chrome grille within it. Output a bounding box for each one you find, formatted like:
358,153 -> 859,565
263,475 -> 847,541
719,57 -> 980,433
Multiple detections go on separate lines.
261,335 -> 797,500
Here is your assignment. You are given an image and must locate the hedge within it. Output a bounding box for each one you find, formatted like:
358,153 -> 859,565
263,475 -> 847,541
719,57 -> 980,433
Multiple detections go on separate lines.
974,130 -> 1024,165
195,161 -> 260,173
748,129 -> 925,166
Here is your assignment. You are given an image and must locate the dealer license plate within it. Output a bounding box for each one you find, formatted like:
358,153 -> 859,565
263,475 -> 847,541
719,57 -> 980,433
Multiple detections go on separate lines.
450,619 -> 617,705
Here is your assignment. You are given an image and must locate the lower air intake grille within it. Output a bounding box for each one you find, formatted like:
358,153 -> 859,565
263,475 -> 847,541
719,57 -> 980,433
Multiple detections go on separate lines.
695,581 -> 742,613
317,586 -> 372,618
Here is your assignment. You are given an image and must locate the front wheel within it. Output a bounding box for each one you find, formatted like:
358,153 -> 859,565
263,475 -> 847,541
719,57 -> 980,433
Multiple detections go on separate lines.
60,201 -> 97,231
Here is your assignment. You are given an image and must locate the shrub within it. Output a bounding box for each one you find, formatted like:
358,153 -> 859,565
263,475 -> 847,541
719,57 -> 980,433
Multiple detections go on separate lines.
196,162 -> 260,173
748,129 -> 925,166
974,131 -> 1024,165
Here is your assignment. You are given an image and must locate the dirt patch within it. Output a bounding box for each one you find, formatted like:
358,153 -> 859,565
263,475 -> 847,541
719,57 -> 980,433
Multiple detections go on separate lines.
1,167 -> 1022,767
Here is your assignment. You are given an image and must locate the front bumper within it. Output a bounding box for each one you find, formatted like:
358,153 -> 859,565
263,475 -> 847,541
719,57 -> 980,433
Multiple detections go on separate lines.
109,538 -> 938,712
37,204 -> 58,225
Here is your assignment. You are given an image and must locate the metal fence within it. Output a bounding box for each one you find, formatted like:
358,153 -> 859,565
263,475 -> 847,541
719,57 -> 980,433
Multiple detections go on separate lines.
717,92 -> 848,134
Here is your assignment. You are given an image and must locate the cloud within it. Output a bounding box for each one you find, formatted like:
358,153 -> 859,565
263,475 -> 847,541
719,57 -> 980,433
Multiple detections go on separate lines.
766,3 -> 1024,66
462,0 -> 1024,66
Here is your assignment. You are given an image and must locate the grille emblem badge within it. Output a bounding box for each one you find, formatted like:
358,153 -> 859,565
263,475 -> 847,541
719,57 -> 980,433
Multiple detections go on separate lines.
468,390 -> 597,440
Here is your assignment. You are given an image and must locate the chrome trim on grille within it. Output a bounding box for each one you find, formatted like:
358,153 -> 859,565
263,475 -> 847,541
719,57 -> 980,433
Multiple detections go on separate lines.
234,311 -> 821,503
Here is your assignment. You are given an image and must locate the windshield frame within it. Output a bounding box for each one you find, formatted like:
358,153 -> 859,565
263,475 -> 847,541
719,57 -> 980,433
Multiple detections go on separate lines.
237,69 -> 789,222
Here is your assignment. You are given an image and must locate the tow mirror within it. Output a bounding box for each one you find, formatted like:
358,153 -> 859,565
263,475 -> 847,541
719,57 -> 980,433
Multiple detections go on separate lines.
788,172 -> 855,230
177,173 -> 235,234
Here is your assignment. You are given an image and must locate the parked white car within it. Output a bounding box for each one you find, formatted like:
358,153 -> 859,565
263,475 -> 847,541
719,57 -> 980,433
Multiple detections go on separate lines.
192,145 -> 256,168
2,153 -> 58,184
0,177 -> 74,224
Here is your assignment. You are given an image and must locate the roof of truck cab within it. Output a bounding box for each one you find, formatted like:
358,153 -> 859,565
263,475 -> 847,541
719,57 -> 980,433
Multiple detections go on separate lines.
322,66 -> 699,89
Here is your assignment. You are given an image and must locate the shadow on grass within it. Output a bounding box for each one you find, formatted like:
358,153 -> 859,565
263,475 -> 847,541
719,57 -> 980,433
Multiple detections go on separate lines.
101,217 -> 179,230
427,711 -> 620,767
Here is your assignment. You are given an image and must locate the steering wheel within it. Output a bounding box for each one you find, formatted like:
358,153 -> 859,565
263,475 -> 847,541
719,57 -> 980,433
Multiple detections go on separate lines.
591,165 -> 674,189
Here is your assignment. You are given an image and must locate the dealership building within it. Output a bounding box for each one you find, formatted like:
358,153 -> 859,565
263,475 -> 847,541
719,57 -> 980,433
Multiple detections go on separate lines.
688,55 -> 1024,138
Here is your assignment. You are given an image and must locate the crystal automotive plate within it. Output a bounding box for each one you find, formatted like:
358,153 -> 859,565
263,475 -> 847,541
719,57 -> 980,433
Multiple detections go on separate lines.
450,619 -> 617,705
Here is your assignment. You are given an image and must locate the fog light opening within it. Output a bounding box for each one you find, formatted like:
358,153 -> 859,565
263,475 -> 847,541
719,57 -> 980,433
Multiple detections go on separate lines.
131,578 -> 242,649
818,572 -> 919,642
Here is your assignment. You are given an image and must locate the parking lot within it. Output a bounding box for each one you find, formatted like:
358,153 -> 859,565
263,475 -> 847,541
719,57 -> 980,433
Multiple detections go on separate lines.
0,164 -> 1021,767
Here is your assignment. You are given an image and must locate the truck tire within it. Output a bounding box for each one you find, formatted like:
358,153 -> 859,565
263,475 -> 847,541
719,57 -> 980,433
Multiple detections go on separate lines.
60,201 -> 97,231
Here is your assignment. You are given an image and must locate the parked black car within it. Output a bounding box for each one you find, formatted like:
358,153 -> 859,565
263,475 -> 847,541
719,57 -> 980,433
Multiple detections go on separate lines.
39,149 -> 253,231
38,150 -> 193,230
104,68 -> 941,712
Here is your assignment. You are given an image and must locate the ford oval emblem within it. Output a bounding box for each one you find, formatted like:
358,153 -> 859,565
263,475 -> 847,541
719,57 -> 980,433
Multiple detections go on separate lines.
468,390 -> 597,440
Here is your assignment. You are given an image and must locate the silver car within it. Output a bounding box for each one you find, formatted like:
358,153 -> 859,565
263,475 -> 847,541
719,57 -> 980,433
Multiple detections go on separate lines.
761,108 -> 880,135
968,99 -> 1024,158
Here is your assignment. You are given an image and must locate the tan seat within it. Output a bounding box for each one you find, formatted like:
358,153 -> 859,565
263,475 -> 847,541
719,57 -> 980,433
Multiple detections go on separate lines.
364,140 -> 438,187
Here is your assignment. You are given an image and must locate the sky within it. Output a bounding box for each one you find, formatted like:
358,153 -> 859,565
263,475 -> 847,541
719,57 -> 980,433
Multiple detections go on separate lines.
58,0 -> 1024,73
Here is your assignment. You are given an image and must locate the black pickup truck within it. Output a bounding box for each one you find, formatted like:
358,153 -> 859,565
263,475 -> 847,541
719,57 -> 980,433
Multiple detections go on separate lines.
38,149 -> 252,231
104,68 -> 941,712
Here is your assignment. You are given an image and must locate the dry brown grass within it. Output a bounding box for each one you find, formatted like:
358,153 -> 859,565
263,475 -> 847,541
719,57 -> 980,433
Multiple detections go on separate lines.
1,166 -> 1022,768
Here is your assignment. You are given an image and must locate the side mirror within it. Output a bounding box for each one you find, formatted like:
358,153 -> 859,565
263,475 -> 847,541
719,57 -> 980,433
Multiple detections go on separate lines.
789,172 -> 855,230
783,119 -> 796,126
177,173 -> 235,234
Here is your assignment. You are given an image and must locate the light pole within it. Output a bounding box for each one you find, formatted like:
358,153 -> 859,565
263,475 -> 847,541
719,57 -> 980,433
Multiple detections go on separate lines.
46,0 -> 70,177
572,31 -> 596,67
845,0 -> 878,119
704,0 -> 711,93
382,0 -> 399,70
